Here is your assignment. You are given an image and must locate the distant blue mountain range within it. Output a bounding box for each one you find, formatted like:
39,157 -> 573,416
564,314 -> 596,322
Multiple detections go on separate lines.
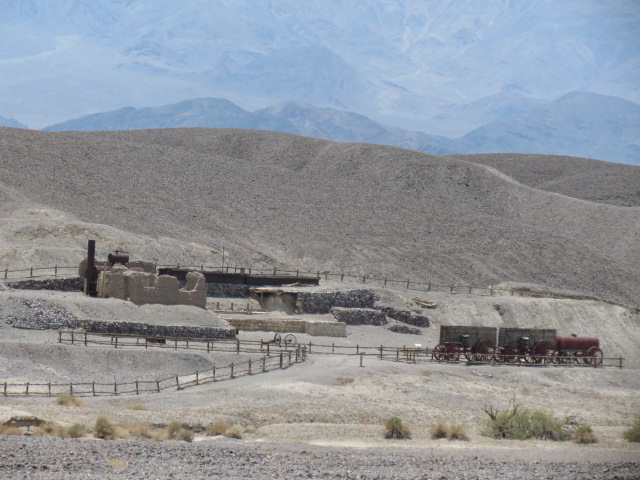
41,92 -> 640,165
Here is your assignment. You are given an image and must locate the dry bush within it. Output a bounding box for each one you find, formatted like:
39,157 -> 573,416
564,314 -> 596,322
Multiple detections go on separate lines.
34,422 -> 69,438
2,426 -> 23,436
335,377 -> 354,385
123,402 -> 147,411
68,423 -> 87,438
224,425 -> 245,439
206,421 -> 231,436
121,423 -> 150,439
94,417 -> 117,439
482,399 -> 569,441
429,421 -> 449,439
447,423 -> 470,441
166,421 -> 182,438
175,428 -> 194,442
56,395 -> 84,407
429,421 -> 469,441
151,429 -> 171,442
623,416 -> 640,443
106,459 -> 126,468
383,417 -> 411,440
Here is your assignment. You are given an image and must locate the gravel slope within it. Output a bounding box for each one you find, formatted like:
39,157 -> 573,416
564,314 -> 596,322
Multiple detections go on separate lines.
1,127 -> 639,308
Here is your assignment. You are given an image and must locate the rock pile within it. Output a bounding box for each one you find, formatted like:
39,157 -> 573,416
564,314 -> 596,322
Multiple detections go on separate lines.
5,298 -> 78,330
6,277 -> 82,292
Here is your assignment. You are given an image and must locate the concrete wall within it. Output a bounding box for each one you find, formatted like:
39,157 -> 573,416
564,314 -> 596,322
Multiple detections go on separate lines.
99,266 -> 207,308
226,317 -> 347,337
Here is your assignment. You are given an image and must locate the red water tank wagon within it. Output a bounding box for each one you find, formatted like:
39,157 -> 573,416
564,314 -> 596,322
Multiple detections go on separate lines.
555,334 -> 599,353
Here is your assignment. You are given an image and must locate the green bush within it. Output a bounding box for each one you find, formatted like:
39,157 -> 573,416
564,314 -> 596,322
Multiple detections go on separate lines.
483,402 -> 569,441
573,425 -> 597,444
623,416 -> 640,443
94,417 -> 115,439
68,423 -> 87,438
383,417 -> 411,440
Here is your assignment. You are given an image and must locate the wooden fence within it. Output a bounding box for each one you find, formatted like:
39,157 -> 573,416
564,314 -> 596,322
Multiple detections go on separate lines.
1,263 -> 549,299
58,331 -> 624,369
1,347 -> 305,398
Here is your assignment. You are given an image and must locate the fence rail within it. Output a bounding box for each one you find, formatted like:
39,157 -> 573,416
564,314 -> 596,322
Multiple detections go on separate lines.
0,263 -> 579,301
1,347 -> 305,398
58,330 -> 625,369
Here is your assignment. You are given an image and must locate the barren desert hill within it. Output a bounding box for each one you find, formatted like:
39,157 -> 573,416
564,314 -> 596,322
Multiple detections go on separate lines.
0,126 -> 638,307
446,153 -> 640,207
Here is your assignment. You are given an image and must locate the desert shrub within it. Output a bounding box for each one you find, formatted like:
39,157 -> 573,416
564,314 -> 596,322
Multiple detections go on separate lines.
123,402 -> 147,411
206,421 -> 231,436
429,421 -> 449,439
623,416 -> 640,443
446,423 -> 470,441
383,417 -> 411,440
34,422 -> 69,438
106,459 -> 126,468
573,425 -> 597,444
175,428 -> 194,442
151,429 -> 170,442
120,423 -> 150,439
94,417 -> 116,439
68,423 -> 87,438
1,426 -> 23,436
224,425 -> 245,439
166,421 -> 182,438
57,395 -> 84,407
483,402 -> 569,441
429,421 -> 469,441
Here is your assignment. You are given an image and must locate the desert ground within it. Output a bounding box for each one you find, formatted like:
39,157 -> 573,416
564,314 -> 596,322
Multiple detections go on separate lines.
0,127 -> 639,478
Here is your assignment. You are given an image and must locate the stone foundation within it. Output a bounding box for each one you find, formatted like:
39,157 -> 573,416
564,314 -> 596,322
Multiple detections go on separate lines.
330,307 -> 387,325
292,290 -> 379,314
79,319 -> 235,340
379,307 -> 430,327
226,317 -> 347,337
5,277 -> 83,292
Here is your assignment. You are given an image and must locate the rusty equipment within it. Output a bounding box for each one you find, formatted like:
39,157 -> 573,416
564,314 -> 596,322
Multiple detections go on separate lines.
432,325 -> 497,362
555,334 -> 602,365
497,328 -> 557,364
83,239 -> 99,297
107,251 -> 129,265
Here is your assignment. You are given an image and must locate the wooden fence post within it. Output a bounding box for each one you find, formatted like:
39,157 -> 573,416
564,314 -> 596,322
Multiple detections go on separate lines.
92,382 -> 96,396
25,383 -> 29,396
175,375 -> 180,390
230,363 -> 234,378
70,383 -> 73,396
114,383 -> 118,396
48,383 -> 51,397
54,265 -> 58,276
248,360 -> 252,375
156,380 -> 160,393
279,352 -> 283,368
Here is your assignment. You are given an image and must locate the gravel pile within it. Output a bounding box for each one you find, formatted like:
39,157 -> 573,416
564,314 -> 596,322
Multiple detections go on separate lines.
1,436 -> 638,480
4,297 -> 78,330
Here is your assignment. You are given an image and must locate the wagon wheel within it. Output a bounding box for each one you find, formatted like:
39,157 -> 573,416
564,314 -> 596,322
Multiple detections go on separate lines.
273,333 -> 282,346
574,351 -> 588,364
554,352 -> 571,364
586,347 -> 603,366
472,339 -> 496,363
284,334 -> 297,348
501,346 -> 520,364
445,344 -> 460,362
530,340 -> 553,364
432,344 -> 447,361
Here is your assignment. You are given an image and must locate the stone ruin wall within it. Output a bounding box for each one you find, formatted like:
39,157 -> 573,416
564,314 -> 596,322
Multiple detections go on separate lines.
99,266 -> 207,308
226,317 -> 347,337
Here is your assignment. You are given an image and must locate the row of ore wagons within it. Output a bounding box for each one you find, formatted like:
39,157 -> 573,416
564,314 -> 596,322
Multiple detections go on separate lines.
432,326 -> 602,365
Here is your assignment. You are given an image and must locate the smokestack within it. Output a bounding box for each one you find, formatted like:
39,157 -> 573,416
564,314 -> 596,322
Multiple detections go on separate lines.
84,239 -> 98,296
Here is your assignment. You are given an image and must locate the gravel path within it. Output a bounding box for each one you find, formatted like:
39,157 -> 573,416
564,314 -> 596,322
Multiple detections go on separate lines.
1,436 -> 638,480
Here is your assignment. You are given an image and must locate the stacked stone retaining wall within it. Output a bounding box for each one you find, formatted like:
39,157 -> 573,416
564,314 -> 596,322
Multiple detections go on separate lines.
79,319 -> 236,340
5,277 -> 82,292
293,290 -> 379,314
330,307 -> 387,326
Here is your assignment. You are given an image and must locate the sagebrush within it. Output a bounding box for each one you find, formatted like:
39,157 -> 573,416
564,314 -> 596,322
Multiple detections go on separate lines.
483,400 -> 569,441
623,416 -> 640,443
383,417 -> 411,440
